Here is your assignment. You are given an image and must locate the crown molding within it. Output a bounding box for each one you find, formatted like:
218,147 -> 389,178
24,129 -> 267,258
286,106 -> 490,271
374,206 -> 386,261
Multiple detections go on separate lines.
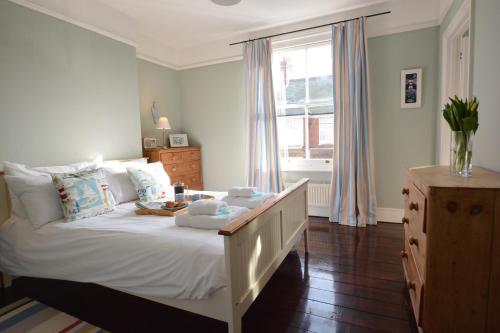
367,18 -> 440,39
439,0 -> 456,24
9,0 -> 441,72
136,52 -> 179,71
176,56 -> 243,71
8,0 -> 137,47
174,19 -> 440,71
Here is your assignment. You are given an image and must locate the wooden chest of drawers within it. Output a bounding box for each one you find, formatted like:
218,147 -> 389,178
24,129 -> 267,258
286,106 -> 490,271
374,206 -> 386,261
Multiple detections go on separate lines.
143,147 -> 203,190
402,166 -> 500,332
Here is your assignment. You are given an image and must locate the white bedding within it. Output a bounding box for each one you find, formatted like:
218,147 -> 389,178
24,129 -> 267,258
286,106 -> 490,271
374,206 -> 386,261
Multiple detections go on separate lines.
0,192 -> 228,300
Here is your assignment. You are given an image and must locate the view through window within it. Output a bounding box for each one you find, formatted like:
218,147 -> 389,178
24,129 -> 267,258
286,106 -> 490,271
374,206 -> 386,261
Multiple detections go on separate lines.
272,42 -> 334,167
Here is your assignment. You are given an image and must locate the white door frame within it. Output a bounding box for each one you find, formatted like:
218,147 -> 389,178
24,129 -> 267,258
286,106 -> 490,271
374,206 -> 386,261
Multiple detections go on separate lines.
438,0 -> 472,165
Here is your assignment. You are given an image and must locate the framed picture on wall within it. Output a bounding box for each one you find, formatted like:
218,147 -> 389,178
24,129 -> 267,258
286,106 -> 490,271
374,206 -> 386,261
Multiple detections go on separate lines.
169,134 -> 189,147
401,68 -> 422,108
143,137 -> 159,149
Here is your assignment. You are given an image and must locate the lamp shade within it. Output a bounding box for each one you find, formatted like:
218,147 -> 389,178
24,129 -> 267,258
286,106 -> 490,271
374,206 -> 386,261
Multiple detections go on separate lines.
155,116 -> 171,130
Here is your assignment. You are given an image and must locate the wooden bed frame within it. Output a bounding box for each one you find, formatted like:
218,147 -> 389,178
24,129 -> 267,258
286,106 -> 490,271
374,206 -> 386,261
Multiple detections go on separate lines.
0,173 -> 309,333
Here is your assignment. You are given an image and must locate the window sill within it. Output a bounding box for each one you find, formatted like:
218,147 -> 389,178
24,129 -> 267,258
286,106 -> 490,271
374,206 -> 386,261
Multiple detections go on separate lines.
281,159 -> 332,172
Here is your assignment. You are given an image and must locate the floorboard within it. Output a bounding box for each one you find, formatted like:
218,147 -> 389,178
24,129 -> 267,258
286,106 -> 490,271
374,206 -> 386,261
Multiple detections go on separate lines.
3,218 -> 418,332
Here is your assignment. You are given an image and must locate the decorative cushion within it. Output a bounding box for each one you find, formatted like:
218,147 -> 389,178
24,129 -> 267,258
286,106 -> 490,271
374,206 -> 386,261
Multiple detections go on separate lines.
52,168 -> 116,221
126,162 -> 172,202
4,175 -> 63,227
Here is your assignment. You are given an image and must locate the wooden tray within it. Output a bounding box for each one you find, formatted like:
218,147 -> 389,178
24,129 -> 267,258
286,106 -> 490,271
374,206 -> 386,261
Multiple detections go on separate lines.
134,206 -> 188,217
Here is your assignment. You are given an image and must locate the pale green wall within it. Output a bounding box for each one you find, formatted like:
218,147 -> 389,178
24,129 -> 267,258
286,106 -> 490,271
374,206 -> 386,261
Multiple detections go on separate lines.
0,1 -> 142,165
0,1 -> 142,221
177,28 -> 439,208
472,0 -> 500,171
179,61 -> 246,191
369,27 -> 439,208
137,59 -> 183,145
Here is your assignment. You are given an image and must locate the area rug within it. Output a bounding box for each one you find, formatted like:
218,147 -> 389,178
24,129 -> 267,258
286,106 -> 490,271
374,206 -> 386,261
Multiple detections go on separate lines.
0,300 -> 107,333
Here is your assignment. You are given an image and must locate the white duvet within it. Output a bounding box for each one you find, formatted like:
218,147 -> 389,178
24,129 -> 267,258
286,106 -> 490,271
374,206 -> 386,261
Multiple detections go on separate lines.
0,194 -> 228,300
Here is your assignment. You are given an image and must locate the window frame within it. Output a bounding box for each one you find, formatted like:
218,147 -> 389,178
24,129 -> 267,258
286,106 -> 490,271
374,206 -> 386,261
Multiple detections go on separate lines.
273,41 -> 334,172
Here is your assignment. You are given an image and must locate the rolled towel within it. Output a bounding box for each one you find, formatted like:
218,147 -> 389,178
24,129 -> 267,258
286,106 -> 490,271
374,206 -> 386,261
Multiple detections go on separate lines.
222,192 -> 275,209
188,199 -> 228,216
228,186 -> 257,197
175,206 -> 250,230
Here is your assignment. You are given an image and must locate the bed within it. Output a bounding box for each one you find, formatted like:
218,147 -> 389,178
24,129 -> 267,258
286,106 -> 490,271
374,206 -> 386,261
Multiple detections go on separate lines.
0,175 -> 309,333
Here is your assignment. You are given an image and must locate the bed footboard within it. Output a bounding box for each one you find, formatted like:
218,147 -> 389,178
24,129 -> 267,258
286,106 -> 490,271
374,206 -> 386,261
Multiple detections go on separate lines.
218,178 -> 309,333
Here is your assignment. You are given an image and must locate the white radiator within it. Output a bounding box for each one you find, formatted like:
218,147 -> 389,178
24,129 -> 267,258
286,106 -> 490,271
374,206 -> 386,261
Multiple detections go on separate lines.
285,182 -> 405,222
286,182 -> 330,217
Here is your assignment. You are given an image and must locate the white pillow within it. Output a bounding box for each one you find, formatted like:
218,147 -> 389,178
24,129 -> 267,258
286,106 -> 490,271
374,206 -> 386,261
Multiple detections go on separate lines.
3,161 -> 96,219
101,159 -> 149,204
103,166 -> 139,204
101,158 -> 148,167
4,175 -> 63,227
7,187 -> 27,219
32,161 -> 96,174
126,162 -> 173,202
3,161 -> 96,176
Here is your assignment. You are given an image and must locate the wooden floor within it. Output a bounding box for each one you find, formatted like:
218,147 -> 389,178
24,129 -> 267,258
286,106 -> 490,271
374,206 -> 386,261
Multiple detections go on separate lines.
8,217 -> 418,333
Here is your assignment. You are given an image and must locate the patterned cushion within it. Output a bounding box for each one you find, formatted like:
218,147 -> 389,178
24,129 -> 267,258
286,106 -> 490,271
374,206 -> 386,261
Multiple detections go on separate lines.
126,162 -> 172,202
52,168 -> 116,221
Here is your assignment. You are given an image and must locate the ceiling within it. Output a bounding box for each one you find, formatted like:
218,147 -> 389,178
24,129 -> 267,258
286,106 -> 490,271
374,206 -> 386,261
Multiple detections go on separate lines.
10,0 -> 447,69
103,0 -> 386,49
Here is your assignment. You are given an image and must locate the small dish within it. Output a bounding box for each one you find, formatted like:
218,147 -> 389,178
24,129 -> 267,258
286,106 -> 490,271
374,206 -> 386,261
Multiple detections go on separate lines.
162,203 -> 188,212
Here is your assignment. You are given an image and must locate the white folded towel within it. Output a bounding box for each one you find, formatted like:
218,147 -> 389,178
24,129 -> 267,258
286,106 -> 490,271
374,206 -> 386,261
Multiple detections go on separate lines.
228,186 -> 257,198
175,206 -> 250,230
222,192 -> 275,209
188,199 -> 228,216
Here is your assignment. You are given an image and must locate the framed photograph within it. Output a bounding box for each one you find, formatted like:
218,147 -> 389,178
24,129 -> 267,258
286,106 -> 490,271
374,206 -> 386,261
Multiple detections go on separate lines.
401,68 -> 422,108
143,137 -> 158,149
169,134 -> 189,147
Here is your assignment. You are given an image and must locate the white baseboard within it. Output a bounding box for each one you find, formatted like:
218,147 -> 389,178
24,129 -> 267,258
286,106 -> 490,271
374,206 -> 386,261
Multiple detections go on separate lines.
376,207 -> 404,223
308,206 -> 329,217
308,206 -> 404,223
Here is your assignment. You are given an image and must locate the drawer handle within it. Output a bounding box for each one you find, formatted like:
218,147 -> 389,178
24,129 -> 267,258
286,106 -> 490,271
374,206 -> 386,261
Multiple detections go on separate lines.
400,250 -> 408,258
192,164 -> 195,168
402,217 -> 409,224
172,167 -> 177,172
401,188 -> 409,196
447,201 -> 458,213
409,237 -> 419,246
409,202 -> 418,211
407,281 -> 416,290
470,205 -> 482,216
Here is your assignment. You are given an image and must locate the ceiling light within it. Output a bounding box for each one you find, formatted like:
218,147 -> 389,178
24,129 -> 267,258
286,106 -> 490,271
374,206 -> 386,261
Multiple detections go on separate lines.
211,0 -> 242,6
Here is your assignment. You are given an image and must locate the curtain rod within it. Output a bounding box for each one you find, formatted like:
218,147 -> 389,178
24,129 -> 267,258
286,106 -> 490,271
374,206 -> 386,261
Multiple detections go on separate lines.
229,10 -> 390,46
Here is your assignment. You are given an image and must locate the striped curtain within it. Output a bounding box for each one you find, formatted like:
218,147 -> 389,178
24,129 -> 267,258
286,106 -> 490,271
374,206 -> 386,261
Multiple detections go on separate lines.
243,39 -> 284,193
329,18 -> 377,227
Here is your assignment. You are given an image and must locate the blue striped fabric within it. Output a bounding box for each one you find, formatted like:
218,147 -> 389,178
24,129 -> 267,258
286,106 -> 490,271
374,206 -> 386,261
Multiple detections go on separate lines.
243,39 -> 284,193
329,18 -> 377,227
0,300 -> 107,332
0,302 -> 47,331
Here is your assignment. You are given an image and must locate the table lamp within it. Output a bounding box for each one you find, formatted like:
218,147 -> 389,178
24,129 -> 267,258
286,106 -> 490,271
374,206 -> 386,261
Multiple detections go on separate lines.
156,116 -> 171,148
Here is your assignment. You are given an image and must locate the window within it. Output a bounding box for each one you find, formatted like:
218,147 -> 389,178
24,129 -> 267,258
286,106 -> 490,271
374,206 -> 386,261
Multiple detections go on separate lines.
272,43 -> 334,171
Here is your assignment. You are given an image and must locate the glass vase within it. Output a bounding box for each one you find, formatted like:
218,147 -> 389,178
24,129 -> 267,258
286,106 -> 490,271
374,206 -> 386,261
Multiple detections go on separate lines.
450,130 -> 473,177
